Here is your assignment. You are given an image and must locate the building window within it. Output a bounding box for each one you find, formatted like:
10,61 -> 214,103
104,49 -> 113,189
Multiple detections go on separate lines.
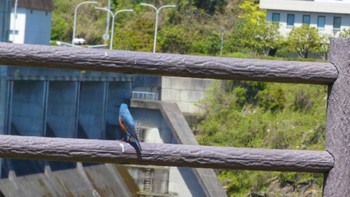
9,30 -> 19,35
287,14 -> 295,28
302,15 -> 311,25
317,16 -> 326,29
272,13 -> 280,22
333,16 -> 341,31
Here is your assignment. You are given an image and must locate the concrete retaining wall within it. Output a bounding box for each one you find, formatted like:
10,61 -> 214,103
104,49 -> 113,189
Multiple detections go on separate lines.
161,76 -> 215,114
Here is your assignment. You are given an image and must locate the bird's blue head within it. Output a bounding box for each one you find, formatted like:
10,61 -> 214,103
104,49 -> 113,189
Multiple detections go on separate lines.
119,103 -> 129,113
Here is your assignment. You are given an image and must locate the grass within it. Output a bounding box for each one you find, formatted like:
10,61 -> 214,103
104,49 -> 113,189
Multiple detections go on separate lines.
195,81 -> 327,196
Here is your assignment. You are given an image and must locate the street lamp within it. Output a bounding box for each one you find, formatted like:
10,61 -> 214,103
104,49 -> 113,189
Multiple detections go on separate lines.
72,1 -> 98,46
141,3 -> 176,53
220,27 -> 225,56
105,0 -> 111,37
95,7 -> 134,50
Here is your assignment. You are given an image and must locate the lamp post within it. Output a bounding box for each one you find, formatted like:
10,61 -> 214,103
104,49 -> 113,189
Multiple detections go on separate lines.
105,0 -> 111,37
140,3 -> 176,53
72,1 -> 98,46
95,7 -> 133,50
220,27 -> 225,56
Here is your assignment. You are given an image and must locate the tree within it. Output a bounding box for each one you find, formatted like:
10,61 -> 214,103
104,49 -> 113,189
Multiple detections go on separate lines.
286,25 -> 321,58
339,28 -> 350,38
194,0 -> 227,14
113,16 -> 154,51
253,22 -> 282,56
190,32 -> 222,55
158,25 -> 197,54
314,33 -> 332,60
227,1 -> 281,55
51,14 -> 70,41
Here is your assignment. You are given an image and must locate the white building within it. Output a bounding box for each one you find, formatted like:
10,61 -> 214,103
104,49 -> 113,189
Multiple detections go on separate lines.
260,0 -> 350,37
9,0 -> 54,45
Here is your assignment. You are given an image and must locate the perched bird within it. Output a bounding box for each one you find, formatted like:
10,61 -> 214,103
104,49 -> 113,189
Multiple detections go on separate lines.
119,103 -> 142,158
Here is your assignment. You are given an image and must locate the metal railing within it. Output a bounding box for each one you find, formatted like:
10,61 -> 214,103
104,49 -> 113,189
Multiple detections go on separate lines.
132,91 -> 159,101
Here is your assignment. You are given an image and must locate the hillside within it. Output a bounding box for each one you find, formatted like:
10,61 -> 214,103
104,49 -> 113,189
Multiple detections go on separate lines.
51,1 -> 327,196
195,81 -> 326,196
52,0 -> 109,43
51,0 -> 242,53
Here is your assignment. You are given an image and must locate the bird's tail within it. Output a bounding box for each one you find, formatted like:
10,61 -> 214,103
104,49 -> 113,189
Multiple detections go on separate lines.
128,138 -> 142,159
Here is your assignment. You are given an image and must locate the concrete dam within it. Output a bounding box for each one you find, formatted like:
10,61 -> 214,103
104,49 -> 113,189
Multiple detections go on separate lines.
0,66 -> 225,197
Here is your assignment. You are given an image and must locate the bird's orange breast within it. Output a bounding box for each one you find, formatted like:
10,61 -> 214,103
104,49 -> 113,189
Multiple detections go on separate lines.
119,117 -> 127,133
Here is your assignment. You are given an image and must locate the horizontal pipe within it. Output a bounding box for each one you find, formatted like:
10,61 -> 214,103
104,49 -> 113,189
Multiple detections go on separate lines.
0,135 -> 334,173
0,42 -> 338,84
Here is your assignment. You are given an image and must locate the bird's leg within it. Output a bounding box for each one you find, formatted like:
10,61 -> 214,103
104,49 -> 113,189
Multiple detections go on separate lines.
121,133 -> 126,141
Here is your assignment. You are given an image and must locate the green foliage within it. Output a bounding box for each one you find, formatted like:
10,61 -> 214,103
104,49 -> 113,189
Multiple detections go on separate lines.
293,89 -> 313,112
286,25 -> 322,58
113,15 -> 154,51
315,33 -> 332,60
254,22 -> 282,55
194,0 -> 228,14
51,0 -> 73,42
52,0 -> 109,44
51,0 -> 243,52
190,32 -> 222,55
227,1 -> 282,55
219,170 -> 271,196
196,81 -> 327,196
52,0 -> 330,58
223,81 -> 266,106
51,14 -> 70,41
238,1 -> 265,24
158,25 -> 197,54
339,28 -> 350,38
256,85 -> 286,112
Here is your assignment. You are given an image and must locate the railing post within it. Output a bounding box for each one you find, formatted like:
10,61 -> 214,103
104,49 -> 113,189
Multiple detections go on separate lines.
323,38 -> 350,196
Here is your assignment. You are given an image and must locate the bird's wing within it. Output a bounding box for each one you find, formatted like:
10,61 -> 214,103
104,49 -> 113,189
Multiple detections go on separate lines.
120,112 -> 138,140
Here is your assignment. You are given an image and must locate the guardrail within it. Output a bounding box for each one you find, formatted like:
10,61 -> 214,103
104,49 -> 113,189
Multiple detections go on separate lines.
0,40 -> 348,196
132,91 -> 158,100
